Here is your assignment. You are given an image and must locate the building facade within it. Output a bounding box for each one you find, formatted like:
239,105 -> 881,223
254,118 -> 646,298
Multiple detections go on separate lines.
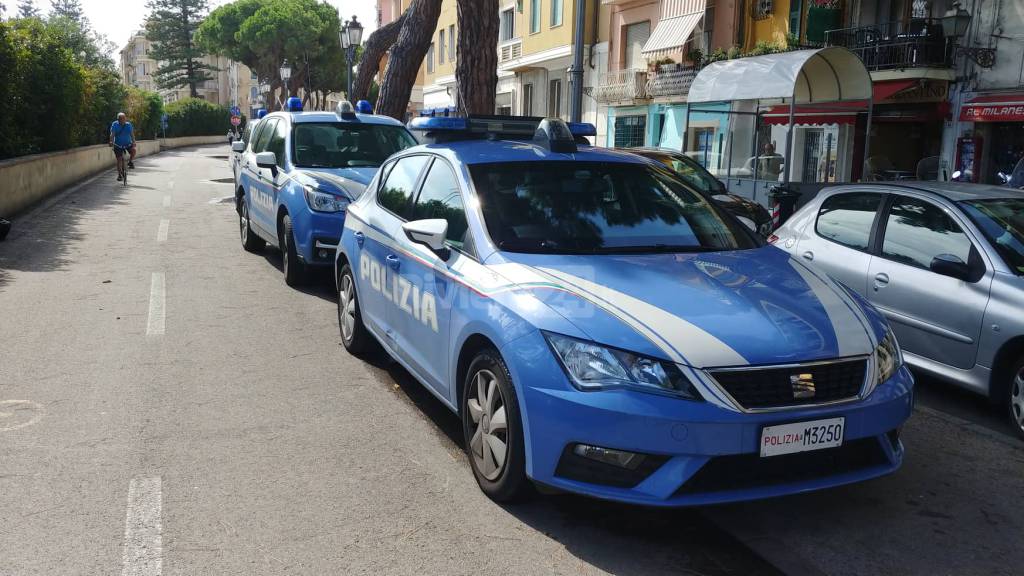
119,30 -> 158,93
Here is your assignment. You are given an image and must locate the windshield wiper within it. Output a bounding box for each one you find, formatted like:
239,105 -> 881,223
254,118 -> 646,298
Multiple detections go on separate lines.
593,244 -> 708,254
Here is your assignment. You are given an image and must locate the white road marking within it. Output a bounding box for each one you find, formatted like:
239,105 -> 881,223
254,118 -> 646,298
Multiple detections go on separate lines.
0,400 -> 44,432
156,220 -> 169,243
167,181 -> 175,190
162,196 -> 171,208
146,273 -> 165,336
120,476 -> 162,576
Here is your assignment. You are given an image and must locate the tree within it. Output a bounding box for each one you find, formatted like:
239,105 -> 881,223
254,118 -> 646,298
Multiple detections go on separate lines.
455,0 -> 499,115
49,0 -> 82,21
375,0 -> 442,120
146,0 -> 216,98
18,0 -> 40,18
351,11 -> 405,103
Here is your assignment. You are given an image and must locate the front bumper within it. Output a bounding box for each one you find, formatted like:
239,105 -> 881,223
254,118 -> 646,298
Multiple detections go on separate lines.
290,207 -> 344,267
501,331 -> 914,507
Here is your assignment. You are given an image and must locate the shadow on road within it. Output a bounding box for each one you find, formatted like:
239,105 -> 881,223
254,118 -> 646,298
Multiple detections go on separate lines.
257,248 -> 337,304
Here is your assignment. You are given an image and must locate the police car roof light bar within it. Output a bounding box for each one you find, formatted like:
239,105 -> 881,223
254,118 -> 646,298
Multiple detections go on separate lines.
336,100 -> 357,120
286,96 -> 303,112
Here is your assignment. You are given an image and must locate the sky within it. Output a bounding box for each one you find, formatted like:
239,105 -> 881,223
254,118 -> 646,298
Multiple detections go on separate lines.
7,0 -> 379,60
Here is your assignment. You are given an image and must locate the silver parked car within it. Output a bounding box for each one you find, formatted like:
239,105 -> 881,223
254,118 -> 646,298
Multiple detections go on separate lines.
772,183 -> 1024,438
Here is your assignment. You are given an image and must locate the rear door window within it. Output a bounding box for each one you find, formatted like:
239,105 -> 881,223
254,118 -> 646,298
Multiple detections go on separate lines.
815,193 -> 883,251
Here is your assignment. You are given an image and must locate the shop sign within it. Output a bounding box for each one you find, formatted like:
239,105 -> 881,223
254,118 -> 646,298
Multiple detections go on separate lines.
960,102 -> 1024,122
882,81 -> 948,104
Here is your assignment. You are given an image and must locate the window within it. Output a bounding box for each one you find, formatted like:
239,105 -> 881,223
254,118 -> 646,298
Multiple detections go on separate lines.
265,119 -> 288,169
500,8 -> 516,41
413,161 -> 469,250
469,161 -> 755,254
624,21 -> 651,69
378,156 -> 430,218
613,115 -> 646,148
703,2 -> 715,51
548,79 -> 562,118
530,0 -> 541,33
693,128 -> 714,167
882,196 -> 972,270
522,83 -> 533,116
448,25 -> 456,60
252,119 -> 276,153
816,193 -> 882,251
961,198 -> 1024,275
550,0 -> 563,26
426,43 -> 435,73
439,29 -> 446,64
292,123 -> 417,169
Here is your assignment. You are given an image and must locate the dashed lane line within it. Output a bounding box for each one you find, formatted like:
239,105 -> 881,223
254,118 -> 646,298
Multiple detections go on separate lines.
157,219 -> 169,243
146,273 -> 165,336
162,196 -> 171,208
120,476 -> 162,576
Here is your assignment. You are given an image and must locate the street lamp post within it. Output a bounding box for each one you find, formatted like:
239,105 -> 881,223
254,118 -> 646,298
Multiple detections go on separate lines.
279,59 -> 292,108
339,15 -> 363,100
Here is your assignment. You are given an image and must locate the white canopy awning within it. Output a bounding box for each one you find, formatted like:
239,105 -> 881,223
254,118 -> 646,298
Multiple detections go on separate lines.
642,0 -> 706,57
687,47 -> 872,105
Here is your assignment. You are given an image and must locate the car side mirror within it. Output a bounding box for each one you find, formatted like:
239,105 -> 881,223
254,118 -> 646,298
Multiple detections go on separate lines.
255,151 -> 277,175
231,141 -> 246,153
736,215 -> 757,233
929,253 -> 970,281
997,171 -> 1010,185
402,219 -> 450,259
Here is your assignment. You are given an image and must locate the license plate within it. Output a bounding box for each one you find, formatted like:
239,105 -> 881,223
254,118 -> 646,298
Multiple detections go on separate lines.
760,417 -> 844,457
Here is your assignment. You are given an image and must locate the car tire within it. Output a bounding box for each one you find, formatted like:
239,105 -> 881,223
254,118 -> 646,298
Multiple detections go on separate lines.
462,349 -> 530,503
337,263 -> 373,356
281,214 -> 306,287
239,197 -> 265,252
1007,357 -> 1024,440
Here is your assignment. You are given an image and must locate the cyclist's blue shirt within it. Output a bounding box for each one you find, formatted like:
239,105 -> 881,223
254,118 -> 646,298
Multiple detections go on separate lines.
110,121 -> 134,147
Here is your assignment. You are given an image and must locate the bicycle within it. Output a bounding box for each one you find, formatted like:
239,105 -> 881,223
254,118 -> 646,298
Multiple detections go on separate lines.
113,144 -> 130,186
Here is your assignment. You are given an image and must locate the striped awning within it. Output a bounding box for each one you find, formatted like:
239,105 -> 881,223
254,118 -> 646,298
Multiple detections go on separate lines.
641,0 -> 706,56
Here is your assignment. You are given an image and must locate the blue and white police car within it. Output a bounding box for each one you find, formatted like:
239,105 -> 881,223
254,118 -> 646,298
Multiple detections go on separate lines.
334,115 -> 913,506
235,97 -> 417,285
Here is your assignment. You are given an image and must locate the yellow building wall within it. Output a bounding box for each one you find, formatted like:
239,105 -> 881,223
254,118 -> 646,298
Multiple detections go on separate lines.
744,0 -> 792,51
421,0 -> 458,86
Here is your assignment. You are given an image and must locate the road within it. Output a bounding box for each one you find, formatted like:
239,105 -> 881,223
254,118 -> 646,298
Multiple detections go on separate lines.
0,144 -> 1021,576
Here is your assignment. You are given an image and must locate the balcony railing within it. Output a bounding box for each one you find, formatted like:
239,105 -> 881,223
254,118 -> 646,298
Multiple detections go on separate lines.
595,68 -> 649,104
647,64 -> 699,99
825,19 -> 953,71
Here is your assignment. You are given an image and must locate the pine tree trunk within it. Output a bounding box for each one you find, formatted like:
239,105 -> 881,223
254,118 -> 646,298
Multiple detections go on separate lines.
352,12 -> 406,103
376,0 -> 443,120
455,0 -> 499,114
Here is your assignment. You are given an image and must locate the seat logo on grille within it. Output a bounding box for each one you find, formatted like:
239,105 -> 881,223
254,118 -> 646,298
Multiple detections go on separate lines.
790,373 -> 816,398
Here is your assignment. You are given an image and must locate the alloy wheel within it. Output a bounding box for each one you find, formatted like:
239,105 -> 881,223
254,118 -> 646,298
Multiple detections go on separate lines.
467,369 -> 508,481
239,202 -> 248,243
1011,369 -> 1024,434
339,273 -> 356,343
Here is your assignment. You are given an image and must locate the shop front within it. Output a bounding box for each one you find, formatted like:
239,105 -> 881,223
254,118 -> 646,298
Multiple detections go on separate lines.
865,79 -> 950,181
958,92 -> 1024,184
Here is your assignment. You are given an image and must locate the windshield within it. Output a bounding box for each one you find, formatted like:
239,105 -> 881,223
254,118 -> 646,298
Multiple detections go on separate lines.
642,151 -> 725,194
469,161 -> 757,254
960,198 -> 1024,275
291,122 -> 417,169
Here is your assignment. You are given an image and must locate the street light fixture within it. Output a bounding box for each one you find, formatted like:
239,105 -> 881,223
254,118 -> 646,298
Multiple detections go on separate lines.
942,2 -> 995,68
340,15 -> 363,100
279,59 -> 293,104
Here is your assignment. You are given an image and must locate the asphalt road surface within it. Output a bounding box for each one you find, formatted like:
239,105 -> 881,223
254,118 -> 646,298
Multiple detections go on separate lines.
0,145 -> 1021,576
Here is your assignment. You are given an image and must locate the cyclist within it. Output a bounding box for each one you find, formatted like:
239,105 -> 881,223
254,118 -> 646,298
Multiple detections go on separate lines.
109,112 -> 136,180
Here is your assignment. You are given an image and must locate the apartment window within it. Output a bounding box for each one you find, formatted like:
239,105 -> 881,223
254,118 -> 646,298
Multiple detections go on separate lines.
439,29 -> 446,64
530,0 -> 541,34
448,25 -> 456,60
624,21 -> 651,69
550,0 -> 563,26
500,8 -> 515,41
522,83 -> 533,116
702,2 -> 715,51
548,79 -> 562,117
426,43 -> 435,73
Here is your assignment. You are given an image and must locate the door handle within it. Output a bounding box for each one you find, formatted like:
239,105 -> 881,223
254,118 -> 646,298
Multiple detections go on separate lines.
802,251 -> 814,261
873,272 -> 890,290
386,254 -> 400,270
354,231 -> 365,247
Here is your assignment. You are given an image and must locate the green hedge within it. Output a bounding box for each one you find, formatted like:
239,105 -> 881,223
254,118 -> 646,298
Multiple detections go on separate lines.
163,98 -> 232,138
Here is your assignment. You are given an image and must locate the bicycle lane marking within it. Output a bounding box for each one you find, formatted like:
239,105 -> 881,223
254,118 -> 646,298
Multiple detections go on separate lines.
146,273 -> 165,336
120,476 -> 162,576
157,220 -> 169,243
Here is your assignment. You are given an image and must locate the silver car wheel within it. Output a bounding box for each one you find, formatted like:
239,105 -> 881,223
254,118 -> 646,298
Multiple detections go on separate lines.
467,369 -> 508,481
339,274 -> 356,342
1011,369 -> 1024,432
239,202 -> 248,242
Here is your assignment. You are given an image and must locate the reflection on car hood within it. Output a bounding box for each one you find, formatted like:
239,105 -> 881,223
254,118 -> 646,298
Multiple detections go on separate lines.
295,167 -> 376,199
494,247 -> 883,368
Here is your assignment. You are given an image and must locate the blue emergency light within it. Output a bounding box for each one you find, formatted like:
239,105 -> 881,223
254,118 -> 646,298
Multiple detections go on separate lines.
408,115 -> 596,152
256,108 -> 268,119
356,100 -> 373,114
286,97 -> 303,112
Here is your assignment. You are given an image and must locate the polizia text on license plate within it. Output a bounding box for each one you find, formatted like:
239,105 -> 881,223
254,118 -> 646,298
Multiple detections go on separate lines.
759,417 -> 845,457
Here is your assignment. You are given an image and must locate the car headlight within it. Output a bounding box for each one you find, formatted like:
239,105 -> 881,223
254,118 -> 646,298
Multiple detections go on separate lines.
303,185 -> 348,213
867,328 -> 902,396
544,332 -> 701,400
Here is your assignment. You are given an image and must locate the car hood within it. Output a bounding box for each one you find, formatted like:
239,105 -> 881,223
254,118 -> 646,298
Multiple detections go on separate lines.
294,167 -> 376,199
491,247 -> 883,368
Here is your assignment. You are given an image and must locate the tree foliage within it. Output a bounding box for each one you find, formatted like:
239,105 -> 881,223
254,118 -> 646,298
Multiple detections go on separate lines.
49,0 -> 82,21
163,97 -> 231,137
146,0 -> 216,97
197,0 -> 341,110
18,0 -> 39,18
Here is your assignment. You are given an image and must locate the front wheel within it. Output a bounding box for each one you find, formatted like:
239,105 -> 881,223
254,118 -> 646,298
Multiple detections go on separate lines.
337,263 -> 372,356
280,214 -> 306,287
462,349 -> 529,502
1007,358 -> 1024,440
239,198 -> 265,252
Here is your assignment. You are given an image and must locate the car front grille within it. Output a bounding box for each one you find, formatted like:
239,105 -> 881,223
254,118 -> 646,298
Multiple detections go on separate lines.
709,357 -> 868,410
675,437 -> 891,496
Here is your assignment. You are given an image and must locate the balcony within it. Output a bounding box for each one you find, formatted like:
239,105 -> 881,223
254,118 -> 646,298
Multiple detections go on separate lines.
595,68 -> 650,104
498,39 -> 523,66
825,19 -> 953,71
647,64 -> 699,99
